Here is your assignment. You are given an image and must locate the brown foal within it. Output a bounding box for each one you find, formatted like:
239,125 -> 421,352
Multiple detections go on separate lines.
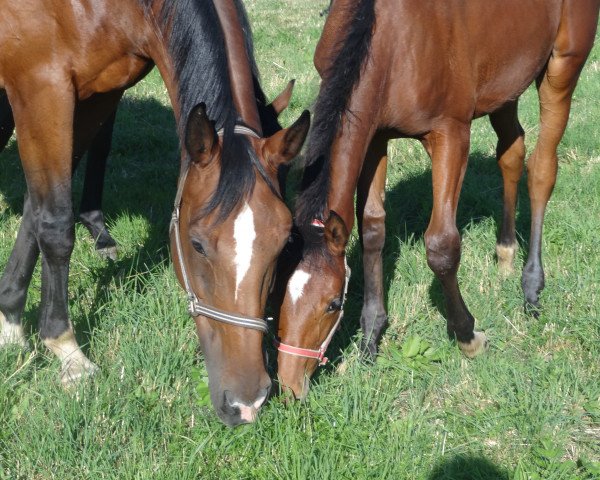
275,0 -> 598,398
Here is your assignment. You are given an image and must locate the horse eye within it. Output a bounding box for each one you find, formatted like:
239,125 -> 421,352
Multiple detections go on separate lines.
191,239 -> 206,256
326,298 -> 342,313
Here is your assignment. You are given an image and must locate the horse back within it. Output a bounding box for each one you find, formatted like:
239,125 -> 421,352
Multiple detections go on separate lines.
371,0 -> 597,130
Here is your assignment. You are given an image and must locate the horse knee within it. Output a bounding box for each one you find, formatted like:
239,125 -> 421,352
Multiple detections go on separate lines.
37,208 -> 75,259
425,228 -> 461,278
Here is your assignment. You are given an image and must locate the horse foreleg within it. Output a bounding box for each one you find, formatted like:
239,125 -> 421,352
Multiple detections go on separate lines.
423,122 -> 487,358
0,194 -> 39,348
356,134 -> 388,358
523,3 -> 597,316
9,81 -> 97,385
78,109 -> 118,260
489,100 -> 525,275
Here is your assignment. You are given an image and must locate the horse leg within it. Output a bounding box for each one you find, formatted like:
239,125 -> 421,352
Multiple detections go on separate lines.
489,100 -> 525,275
423,122 -> 487,358
523,4 -> 597,315
78,110 -> 118,261
6,81 -> 97,385
356,134 -> 388,357
0,90 -> 15,152
0,193 -> 38,348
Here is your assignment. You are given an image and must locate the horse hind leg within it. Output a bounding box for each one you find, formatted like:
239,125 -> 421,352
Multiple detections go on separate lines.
356,135 -> 388,358
78,109 -> 118,261
523,4 -> 598,315
489,100 -> 525,275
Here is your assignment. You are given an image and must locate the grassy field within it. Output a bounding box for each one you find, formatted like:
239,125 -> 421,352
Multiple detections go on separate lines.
1,1 -> 599,478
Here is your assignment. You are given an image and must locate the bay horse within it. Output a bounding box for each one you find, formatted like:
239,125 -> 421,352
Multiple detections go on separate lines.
0,75 -> 296,262
0,0 -> 309,426
275,0 -> 599,398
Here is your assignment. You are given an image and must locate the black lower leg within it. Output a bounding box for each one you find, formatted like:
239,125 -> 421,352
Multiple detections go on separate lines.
522,215 -> 545,316
426,234 -> 475,344
37,202 -> 76,341
79,111 -> 117,253
0,195 -> 40,325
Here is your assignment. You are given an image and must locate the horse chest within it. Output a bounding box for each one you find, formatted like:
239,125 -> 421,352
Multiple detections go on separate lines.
75,55 -> 152,100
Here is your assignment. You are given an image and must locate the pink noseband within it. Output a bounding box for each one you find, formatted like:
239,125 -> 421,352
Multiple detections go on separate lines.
275,247 -> 351,366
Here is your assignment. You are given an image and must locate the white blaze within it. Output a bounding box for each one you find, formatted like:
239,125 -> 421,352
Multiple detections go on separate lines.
287,269 -> 311,304
233,202 -> 256,300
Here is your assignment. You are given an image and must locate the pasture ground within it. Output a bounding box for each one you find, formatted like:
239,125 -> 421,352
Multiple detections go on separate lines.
0,1 -> 598,478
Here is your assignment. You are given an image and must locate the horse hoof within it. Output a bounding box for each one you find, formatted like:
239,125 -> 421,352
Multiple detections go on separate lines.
359,338 -> 378,361
60,358 -> 99,387
524,301 -> 541,318
458,331 -> 488,358
96,245 -> 118,261
496,242 -> 517,276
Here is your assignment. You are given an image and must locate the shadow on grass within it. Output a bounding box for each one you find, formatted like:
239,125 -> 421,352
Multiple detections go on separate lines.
314,141 -> 533,380
0,92 -> 179,347
428,454 -> 509,480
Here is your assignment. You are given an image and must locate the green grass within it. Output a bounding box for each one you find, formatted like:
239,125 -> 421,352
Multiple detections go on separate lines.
1,1 -> 599,478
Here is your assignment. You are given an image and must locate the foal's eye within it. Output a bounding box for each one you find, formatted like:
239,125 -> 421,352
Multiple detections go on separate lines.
326,298 -> 343,313
191,239 -> 206,256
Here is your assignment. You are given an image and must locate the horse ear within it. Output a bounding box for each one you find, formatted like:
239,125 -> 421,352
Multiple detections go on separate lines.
185,103 -> 218,167
262,110 -> 310,169
269,79 -> 295,116
324,210 -> 349,257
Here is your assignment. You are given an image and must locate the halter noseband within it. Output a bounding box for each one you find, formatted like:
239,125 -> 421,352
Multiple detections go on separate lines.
170,124 -> 269,333
275,243 -> 351,366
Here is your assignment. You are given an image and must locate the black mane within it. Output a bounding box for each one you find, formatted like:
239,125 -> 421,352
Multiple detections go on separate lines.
295,0 -> 376,228
143,0 -> 260,222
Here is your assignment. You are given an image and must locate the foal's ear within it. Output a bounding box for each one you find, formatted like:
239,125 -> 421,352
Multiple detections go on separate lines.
262,110 -> 310,169
185,103 -> 218,167
324,210 -> 349,257
269,79 -> 295,116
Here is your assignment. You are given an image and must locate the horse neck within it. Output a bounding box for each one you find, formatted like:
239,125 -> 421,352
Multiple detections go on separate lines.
213,0 -> 262,134
327,113 -> 378,232
143,0 -> 254,134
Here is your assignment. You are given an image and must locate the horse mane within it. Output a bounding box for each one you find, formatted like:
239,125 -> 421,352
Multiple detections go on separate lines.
295,0 -> 376,228
142,0 -> 259,222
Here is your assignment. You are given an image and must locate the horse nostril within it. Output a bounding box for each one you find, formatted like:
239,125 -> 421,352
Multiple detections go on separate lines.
223,388 -> 270,424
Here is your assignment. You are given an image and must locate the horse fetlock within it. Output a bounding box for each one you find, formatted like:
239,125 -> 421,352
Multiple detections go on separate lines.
458,331 -> 488,358
0,311 -> 27,348
496,241 -> 518,275
359,311 -> 387,358
522,264 -> 544,312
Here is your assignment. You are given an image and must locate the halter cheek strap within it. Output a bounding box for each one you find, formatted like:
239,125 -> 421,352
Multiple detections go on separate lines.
275,256 -> 351,366
170,124 -> 269,333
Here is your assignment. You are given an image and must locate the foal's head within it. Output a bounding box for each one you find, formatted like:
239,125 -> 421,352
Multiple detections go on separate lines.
275,211 -> 350,399
172,102 -> 309,425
